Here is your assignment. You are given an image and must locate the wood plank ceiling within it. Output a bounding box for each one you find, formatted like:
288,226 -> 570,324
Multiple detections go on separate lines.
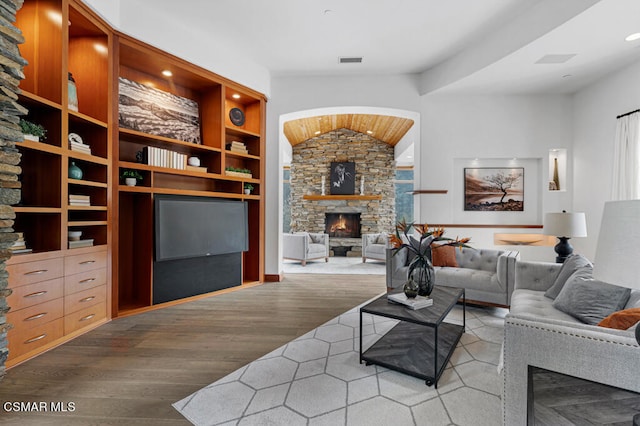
283,114 -> 414,146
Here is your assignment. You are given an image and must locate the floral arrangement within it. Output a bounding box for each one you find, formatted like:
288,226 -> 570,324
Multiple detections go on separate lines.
389,218 -> 471,296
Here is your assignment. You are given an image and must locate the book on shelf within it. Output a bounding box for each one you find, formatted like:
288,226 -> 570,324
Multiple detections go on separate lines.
226,141 -> 249,154
387,292 -> 433,310
69,238 -> 94,249
70,141 -> 91,155
11,248 -> 32,254
10,232 -> 30,253
143,146 -> 186,170
186,165 -> 207,173
69,194 -> 91,206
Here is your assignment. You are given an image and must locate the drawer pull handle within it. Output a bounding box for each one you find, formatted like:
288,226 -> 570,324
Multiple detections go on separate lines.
79,314 -> 95,322
24,291 -> 47,298
78,278 -> 96,284
80,296 -> 95,303
24,269 -> 47,276
25,312 -> 47,321
79,260 -> 96,265
24,334 -> 46,344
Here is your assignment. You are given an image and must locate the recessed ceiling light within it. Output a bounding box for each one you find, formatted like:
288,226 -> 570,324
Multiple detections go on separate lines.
161,70 -> 173,77
625,33 -> 640,41
314,131 -> 321,135
366,130 -> 373,135
93,43 -> 108,55
232,93 -> 241,99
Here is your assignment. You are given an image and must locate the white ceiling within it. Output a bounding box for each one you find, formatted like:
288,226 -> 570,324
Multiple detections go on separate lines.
89,0 -> 640,96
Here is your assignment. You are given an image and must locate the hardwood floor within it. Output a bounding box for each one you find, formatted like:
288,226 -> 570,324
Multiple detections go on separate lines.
0,274 -> 386,425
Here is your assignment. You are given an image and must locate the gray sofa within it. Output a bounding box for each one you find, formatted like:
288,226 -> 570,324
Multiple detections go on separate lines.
502,259 -> 640,425
386,246 -> 520,306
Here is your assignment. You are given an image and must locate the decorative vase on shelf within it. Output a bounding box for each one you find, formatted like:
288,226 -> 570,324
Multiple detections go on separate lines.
403,277 -> 419,298
68,161 -> 83,180
125,177 -> 137,187
408,256 -> 435,297
244,189 -> 250,195
68,72 -> 78,112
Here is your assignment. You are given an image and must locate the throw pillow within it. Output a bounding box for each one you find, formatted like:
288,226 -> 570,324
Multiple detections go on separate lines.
376,233 -> 388,245
309,233 -> 323,244
625,289 -> 640,309
597,307 -> 640,330
544,254 -> 592,299
431,244 -> 458,267
552,274 -> 632,325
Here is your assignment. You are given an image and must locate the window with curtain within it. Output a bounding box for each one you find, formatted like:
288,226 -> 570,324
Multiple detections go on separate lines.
395,167 -> 414,223
612,110 -> 640,200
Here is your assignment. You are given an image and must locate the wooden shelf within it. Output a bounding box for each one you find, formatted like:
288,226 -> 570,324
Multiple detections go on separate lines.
67,206 -> 107,211
69,110 -> 107,128
225,126 -> 261,139
303,195 -> 382,201
13,207 -> 61,214
119,128 -> 222,154
16,140 -> 63,155
412,190 -> 448,195
225,150 -> 260,160
68,178 -> 108,188
67,220 -> 108,226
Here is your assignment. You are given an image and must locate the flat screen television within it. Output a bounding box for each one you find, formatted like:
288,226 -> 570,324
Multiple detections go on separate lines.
154,195 -> 248,262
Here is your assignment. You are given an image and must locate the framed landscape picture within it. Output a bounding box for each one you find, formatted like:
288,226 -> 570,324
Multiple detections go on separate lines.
118,77 -> 201,144
464,167 -> 524,211
330,162 -> 356,195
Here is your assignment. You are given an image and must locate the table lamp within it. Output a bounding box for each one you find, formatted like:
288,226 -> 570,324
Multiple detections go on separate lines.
543,210 -> 587,263
592,200 -> 640,345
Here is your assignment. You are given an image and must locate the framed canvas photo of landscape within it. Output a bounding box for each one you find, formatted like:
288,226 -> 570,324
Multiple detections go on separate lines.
118,77 -> 201,144
464,167 -> 524,211
330,161 -> 356,195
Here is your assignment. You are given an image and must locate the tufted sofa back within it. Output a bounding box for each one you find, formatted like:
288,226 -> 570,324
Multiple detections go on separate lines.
455,247 -> 504,272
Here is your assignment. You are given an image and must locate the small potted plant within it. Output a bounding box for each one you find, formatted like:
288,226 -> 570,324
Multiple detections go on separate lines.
225,166 -> 252,178
244,183 -> 254,195
19,119 -> 46,142
121,169 -> 143,186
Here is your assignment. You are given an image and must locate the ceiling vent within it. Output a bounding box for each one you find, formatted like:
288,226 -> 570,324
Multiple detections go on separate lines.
535,54 -> 577,64
339,56 -> 363,64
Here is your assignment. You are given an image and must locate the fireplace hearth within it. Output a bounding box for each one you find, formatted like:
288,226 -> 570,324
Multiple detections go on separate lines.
325,213 -> 361,238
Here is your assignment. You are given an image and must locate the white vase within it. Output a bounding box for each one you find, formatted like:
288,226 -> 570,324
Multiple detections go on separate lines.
244,189 -> 251,195
23,134 -> 39,142
125,178 -> 137,186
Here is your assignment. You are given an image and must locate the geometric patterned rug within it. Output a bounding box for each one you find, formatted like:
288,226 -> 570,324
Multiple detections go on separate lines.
173,298 -> 508,425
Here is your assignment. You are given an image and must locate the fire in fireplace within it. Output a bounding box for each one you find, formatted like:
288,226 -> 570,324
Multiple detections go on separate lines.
325,213 -> 361,238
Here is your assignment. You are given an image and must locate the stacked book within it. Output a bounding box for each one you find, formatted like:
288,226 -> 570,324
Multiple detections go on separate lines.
70,140 -> 91,155
69,238 -> 94,249
144,146 -> 187,170
69,194 -> 90,206
10,232 -> 32,254
227,141 -> 249,154
387,292 -> 433,310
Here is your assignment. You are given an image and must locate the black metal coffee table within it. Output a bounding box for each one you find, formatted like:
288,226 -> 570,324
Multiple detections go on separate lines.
359,286 -> 465,388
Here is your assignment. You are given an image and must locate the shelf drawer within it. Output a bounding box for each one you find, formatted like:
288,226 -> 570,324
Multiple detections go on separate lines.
64,250 -> 107,276
6,278 -> 64,311
7,258 -> 64,287
8,318 -> 64,360
64,284 -> 106,315
64,302 -> 106,334
64,268 -> 106,295
7,298 -> 64,333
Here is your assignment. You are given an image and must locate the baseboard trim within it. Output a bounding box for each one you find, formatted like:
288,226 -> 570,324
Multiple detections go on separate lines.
264,273 -> 283,282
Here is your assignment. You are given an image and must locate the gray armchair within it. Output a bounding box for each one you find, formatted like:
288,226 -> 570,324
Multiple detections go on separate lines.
283,232 -> 329,266
362,233 -> 389,263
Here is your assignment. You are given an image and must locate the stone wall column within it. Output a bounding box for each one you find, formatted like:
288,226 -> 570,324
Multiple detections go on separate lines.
0,0 -> 27,380
290,128 -> 395,234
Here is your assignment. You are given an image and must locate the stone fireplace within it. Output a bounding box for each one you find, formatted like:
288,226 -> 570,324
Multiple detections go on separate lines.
289,128 -> 395,257
325,213 -> 361,238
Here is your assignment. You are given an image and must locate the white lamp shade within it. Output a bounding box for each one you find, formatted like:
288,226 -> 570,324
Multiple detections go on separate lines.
543,212 -> 587,238
593,200 -> 640,290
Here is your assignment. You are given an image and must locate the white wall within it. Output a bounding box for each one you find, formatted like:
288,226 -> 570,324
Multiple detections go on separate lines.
266,74 -> 422,275
420,94 -> 574,261
571,57 -> 640,259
